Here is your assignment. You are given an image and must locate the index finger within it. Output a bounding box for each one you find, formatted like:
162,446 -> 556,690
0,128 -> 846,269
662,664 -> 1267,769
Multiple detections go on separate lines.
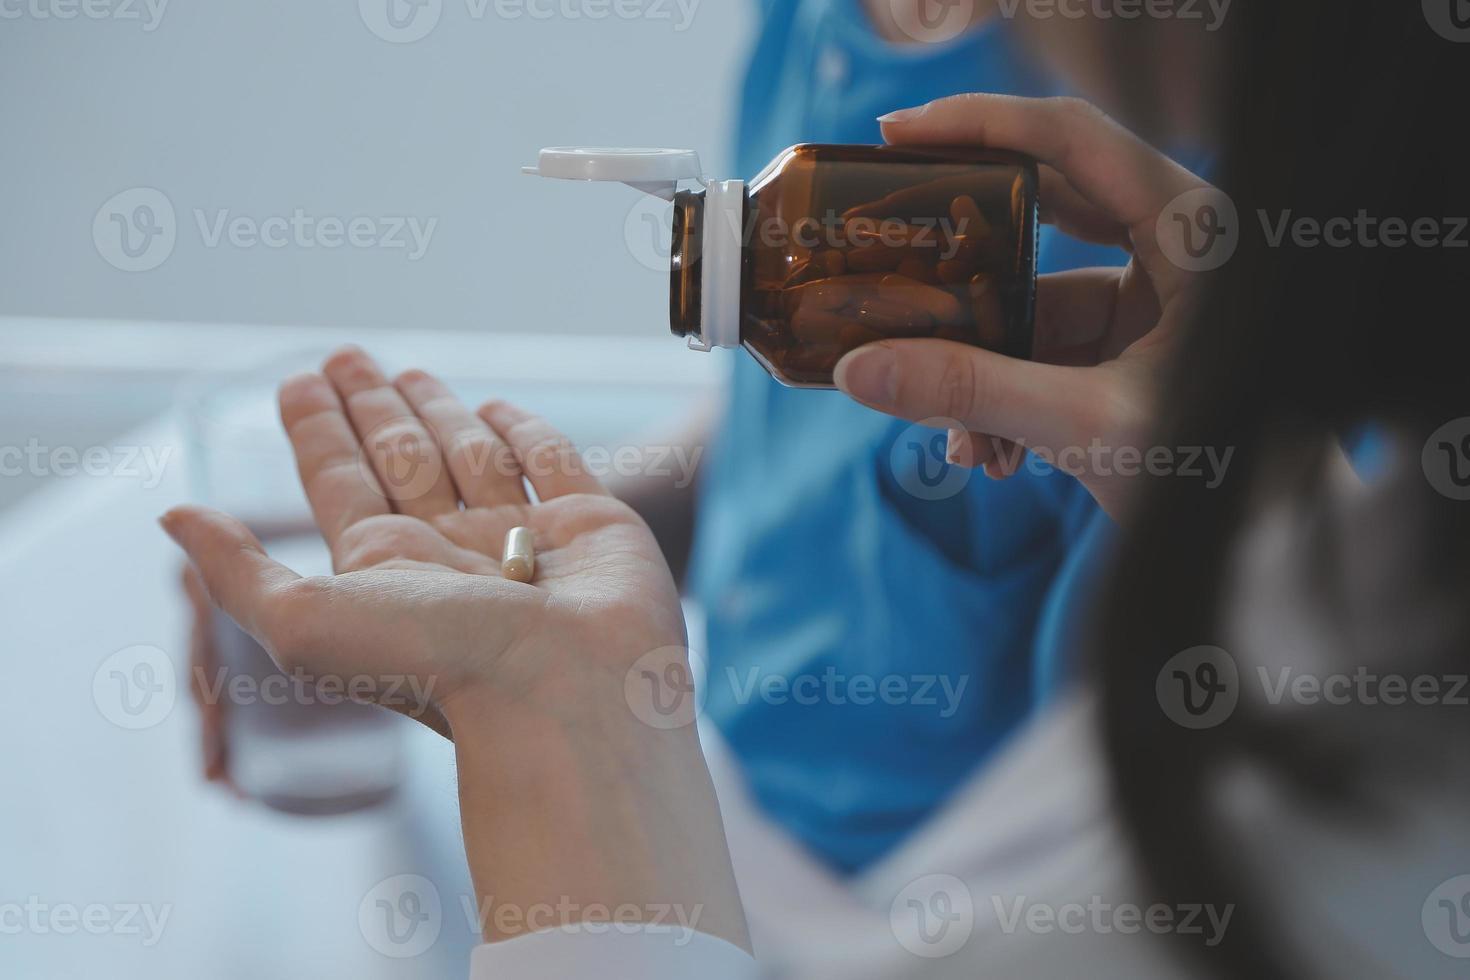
279,372 -> 392,551
879,94 -> 1203,261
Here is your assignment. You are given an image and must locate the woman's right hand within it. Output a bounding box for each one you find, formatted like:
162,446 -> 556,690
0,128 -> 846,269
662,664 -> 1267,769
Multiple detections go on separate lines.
836,94 -> 1219,519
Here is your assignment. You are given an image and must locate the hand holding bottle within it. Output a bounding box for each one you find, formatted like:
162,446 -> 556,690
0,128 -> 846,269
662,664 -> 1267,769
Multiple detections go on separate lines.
835,94 -> 1217,520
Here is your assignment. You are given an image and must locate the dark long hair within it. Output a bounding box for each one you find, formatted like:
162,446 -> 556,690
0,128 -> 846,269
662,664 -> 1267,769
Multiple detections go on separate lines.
1097,3 -> 1470,976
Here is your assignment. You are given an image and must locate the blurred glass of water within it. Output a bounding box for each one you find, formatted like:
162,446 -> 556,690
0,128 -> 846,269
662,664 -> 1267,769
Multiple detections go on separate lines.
179,352 -> 404,816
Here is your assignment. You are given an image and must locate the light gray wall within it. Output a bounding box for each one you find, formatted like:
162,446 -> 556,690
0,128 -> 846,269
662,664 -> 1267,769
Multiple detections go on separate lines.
0,0 -> 753,335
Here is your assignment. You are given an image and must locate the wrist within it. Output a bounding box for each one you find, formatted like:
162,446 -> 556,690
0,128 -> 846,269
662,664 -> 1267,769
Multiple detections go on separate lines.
444,692 -> 748,951
443,679 -> 701,801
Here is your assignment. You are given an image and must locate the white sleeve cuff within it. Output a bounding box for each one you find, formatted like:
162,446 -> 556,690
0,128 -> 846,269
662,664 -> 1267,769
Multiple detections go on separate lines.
469,925 -> 758,979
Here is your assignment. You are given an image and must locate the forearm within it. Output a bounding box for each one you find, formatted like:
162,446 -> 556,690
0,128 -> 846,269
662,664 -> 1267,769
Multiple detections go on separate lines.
445,693 -> 751,953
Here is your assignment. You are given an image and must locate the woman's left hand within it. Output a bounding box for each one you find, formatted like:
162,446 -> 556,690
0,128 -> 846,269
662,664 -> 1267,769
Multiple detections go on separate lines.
162,346 -> 749,950
162,346 -> 687,739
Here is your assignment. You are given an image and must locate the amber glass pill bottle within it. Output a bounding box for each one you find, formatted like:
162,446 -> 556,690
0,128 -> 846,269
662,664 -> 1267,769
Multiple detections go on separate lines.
525,145 -> 1039,388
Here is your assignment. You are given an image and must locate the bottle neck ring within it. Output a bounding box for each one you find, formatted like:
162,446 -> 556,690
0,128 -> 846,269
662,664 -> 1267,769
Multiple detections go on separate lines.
669,180 -> 744,351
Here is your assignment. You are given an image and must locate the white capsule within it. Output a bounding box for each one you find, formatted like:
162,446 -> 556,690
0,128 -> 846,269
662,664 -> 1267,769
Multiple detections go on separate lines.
501,526 -> 536,583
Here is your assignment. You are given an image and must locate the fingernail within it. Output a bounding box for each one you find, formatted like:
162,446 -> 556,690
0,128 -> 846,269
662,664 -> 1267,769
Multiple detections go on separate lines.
877,105 -> 926,124
158,511 -> 181,543
945,429 -> 963,464
834,346 -> 898,407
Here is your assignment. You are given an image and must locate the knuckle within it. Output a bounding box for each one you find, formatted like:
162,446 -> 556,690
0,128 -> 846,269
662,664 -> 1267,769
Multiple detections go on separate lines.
936,353 -> 982,424
261,578 -> 328,669
521,434 -> 577,478
1049,96 -> 1096,122
344,537 -> 406,569
445,428 -> 489,459
369,417 -> 428,445
335,516 -> 435,570
393,368 -> 431,388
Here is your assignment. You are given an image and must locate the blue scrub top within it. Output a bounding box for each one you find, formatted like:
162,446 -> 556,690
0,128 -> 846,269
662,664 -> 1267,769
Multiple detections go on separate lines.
689,0 -> 1123,873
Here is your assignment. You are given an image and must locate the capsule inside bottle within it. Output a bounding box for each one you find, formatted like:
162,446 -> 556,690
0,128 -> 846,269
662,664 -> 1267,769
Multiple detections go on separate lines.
669,144 -> 1040,389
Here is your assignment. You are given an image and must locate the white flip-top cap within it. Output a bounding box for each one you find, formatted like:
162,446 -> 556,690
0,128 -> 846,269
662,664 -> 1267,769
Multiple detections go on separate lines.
524,145 -> 741,353
523,147 -> 704,199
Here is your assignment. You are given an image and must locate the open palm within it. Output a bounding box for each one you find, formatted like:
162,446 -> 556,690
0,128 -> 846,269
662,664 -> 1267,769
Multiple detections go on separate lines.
164,347 -> 686,740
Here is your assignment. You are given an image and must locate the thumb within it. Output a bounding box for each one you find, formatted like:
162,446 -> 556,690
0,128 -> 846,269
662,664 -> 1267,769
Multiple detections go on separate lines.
833,340 -> 1097,452
160,506 -> 301,646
